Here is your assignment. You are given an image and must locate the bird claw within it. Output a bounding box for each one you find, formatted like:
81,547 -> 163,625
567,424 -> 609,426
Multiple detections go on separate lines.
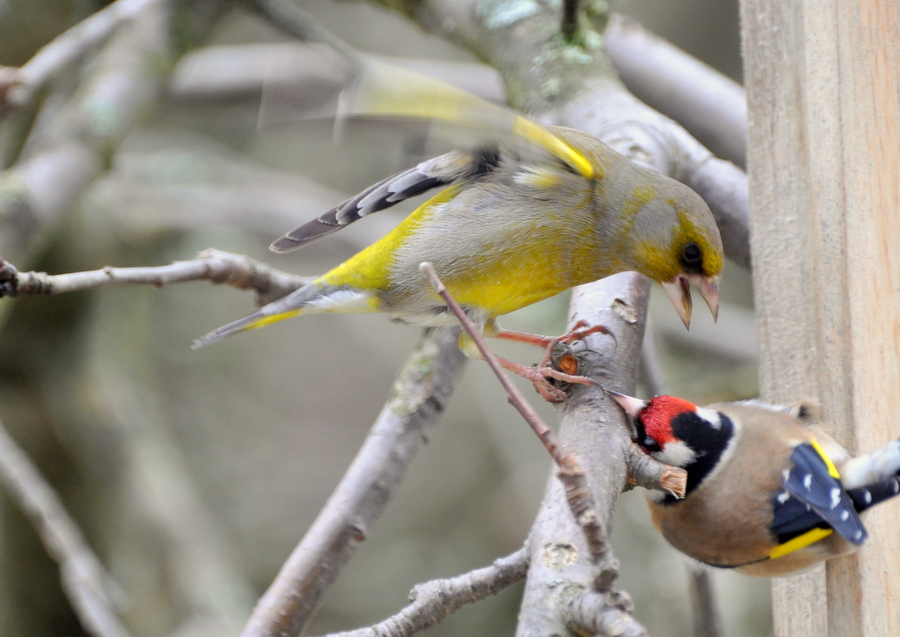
499,359 -> 595,403
494,320 -> 610,403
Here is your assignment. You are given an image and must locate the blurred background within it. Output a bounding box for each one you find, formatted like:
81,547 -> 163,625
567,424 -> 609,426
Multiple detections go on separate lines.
0,0 -> 766,635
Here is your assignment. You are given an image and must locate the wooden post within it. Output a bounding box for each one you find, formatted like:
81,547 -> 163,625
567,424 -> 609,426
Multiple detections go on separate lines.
740,1 -> 900,635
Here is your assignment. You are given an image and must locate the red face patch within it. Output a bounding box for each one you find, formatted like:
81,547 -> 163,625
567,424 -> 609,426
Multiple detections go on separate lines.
640,396 -> 698,447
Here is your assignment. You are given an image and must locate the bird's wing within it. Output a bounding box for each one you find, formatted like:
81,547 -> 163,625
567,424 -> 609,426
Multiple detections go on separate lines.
270,149 -> 493,252
271,57 -> 596,254
777,442 -> 867,547
343,59 -> 594,179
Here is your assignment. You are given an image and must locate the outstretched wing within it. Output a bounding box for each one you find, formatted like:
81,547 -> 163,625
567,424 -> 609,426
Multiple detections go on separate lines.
270,148 -> 497,252
342,59 -> 594,180
270,58 -> 596,253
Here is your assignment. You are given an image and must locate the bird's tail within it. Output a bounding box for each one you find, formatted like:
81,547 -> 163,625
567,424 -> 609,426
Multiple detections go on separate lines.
842,439 -> 900,514
192,279 -> 375,349
192,282 -> 322,350
192,307 -> 301,350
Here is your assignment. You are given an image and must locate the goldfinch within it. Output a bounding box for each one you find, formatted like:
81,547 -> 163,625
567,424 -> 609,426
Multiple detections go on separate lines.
611,393 -> 900,577
193,61 -> 724,377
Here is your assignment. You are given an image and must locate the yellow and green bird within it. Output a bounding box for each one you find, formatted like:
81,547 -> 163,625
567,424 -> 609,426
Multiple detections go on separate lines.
193,61 -> 723,378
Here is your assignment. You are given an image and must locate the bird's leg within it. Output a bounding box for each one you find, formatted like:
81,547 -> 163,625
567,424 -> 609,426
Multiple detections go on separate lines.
494,354 -> 595,403
475,319 -> 610,403
490,319 -> 614,348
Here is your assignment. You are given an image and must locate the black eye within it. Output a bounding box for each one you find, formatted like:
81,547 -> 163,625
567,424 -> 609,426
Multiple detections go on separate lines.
642,436 -> 661,453
680,242 -> 703,270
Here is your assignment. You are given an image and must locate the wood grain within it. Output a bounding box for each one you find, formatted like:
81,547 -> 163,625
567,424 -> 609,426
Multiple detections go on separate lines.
740,0 -> 900,634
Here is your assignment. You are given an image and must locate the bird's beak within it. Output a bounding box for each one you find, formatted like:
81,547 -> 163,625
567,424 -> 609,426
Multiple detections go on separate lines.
607,390 -> 648,419
661,274 -> 720,330
696,275 -> 720,323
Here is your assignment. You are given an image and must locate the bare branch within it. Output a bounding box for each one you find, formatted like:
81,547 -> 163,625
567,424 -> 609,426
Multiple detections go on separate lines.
563,589 -> 647,637
0,416 -> 131,637
239,327 -> 468,637
317,547 -> 529,637
688,562 -> 724,637
0,0 -> 173,263
514,273 -> 652,637
0,249 -> 311,305
605,14 -> 747,168
0,0 -> 163,114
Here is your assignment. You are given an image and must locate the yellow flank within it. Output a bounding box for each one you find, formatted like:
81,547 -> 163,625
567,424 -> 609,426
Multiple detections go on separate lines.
318,185 -> 461,291
442,215 -> 600,317
810,439 -> 841,478
768,527 -> 834,560
512,116 -> 595,179
246,310 -> 301,330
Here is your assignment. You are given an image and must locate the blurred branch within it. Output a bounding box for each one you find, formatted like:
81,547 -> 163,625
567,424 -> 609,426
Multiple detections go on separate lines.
0,0 -> 233,265
0,249 -> 311,306
605,14 -> 747,168
248,0 -> 359,63
169,44 -> 504,106
0,0 -> 163,114
317,547 -> 529,637
688,562 -> 724,637
0,416 -> 130,637
239,327 -> 468,637
0,0 -> 173,264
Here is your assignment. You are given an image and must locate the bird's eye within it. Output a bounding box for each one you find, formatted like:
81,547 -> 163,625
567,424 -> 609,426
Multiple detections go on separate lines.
680,242 -> 702,269
642,436 -> 662,453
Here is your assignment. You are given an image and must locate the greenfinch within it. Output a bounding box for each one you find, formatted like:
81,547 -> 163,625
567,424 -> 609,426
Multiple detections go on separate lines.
193,61 -> 723,373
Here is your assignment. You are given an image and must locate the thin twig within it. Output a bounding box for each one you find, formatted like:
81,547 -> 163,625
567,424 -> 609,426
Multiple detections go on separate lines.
0,249 -> 311,305
316,547 -> 529,637
239,327 -> 468,637
0,417 -> 131,637
419,262 -> 611,564
0,0 -> 162,113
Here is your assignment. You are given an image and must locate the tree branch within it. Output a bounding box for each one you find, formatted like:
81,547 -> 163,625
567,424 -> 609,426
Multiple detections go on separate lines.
0,249 -> 310,306
315,547 -> 529,637
605,14 -> 747,168
0,0 -> 164,114
0,416 -> 130,637
239,327 -> 468,637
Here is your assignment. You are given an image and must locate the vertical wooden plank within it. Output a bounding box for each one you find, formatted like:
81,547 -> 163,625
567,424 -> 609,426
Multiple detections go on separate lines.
739,1 -> 828,634
741,0 -> 900,635
826,3 -> 900,635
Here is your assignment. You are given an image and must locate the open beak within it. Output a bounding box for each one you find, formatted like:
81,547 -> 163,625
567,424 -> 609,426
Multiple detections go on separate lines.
661,274 -> 720,330
607,390 -> 648,419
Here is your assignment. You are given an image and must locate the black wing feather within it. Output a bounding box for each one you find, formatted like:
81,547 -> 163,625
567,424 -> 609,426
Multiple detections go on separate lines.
269,148 -> 494,253
778,443 -> 867,546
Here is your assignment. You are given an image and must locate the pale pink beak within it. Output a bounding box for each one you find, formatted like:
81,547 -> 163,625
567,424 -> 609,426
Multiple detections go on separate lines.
661,274 -> 720,329
607,390 -> 648,419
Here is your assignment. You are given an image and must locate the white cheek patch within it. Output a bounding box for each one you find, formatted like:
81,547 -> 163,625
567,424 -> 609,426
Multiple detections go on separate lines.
695,407 -> 722,428
658,440 -> 698,467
